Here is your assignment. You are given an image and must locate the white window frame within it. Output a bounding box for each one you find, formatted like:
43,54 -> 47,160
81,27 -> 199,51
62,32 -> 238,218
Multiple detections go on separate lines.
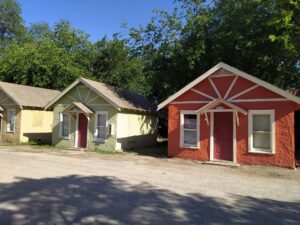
248,110 -> 275,154
6,109 -> 16,133
180,110 -> 200,149
94,111 -> 108,142
59,112 -> 71,139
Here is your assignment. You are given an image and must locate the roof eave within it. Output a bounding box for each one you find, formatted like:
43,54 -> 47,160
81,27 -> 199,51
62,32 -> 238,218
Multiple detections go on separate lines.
44,79 -> 81,110
157,63 -> 223,110
219,63 -> 300,104
0,86 -> 23,109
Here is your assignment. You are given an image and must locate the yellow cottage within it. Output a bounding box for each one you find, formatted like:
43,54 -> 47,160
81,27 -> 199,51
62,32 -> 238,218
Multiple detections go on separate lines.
0,82 -> 60,144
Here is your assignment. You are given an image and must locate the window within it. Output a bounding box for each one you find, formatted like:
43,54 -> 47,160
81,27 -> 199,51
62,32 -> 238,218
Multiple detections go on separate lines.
60,113 -> 70,139
7,109 -> 15,133
180,111 -> 199,148
94,112 -> 108,142
248,110 -> 275,154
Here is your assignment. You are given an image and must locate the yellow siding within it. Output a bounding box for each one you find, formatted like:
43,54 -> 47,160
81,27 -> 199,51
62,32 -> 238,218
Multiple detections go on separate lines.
116,113 -> 156,138
20,110 -> 54,142
116,112 -> 157,150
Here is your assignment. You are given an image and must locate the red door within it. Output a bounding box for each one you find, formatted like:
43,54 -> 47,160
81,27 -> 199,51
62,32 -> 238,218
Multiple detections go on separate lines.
77,113 -> 88,148
214,112 -> 233,161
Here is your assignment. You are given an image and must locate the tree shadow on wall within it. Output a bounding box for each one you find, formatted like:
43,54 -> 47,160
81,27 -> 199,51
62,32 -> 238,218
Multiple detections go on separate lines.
0,175 -> 299,225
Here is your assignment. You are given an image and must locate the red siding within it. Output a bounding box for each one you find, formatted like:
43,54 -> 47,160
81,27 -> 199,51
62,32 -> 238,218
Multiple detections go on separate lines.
235,102 -> 295,168
193,79 -> 219,98
211,76 -> 235,97
237,86 -> 283,99
168,104 -> 210,161
167,71 -> 296,168
227,77 -> 256,98
175,89 -> 211,102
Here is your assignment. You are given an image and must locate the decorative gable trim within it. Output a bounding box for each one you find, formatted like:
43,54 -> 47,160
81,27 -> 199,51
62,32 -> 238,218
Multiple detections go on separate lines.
45,78 -> 121,111
196,98 -> 247,115
157,62 -> 300,110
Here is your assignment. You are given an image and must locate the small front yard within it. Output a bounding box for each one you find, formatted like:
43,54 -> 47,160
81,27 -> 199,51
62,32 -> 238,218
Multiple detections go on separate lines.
0,145 -> 299,225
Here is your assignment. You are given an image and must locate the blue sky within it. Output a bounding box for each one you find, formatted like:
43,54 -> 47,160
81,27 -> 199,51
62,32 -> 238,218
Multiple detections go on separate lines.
18,0 -> 175,42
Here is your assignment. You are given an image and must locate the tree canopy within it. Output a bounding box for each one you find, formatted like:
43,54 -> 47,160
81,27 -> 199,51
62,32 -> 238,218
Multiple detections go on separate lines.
0,0 -> 299,103
0,0 -> 24,49
128,0 -> 300,102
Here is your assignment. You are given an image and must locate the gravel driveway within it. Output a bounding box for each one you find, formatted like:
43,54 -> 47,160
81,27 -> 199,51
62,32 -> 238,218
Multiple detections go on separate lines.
0,146 -> 299,225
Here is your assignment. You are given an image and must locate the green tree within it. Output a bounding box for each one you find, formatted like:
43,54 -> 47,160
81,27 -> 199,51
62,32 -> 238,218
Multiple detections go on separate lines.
0,0 -> 25,49
92,36 -> 149,95
0,40 -> 87,90
129,0 -> 300,102
26,22 -> 51,41
0,20 -> 149,94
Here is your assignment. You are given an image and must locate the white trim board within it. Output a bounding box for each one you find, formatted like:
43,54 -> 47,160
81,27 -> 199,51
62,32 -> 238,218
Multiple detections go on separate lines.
171,101 -> 211,105
209,112 -> 214,161
229,98 -> 288,103
208,77 -> 221,98
169,98 -> 290,106
224,76 -> 238,99
233,112 -> 237,163
157,62 -> 300,110
228,85 -> 259,100
75,112 -> 79,148
191,89 -> 215,100
196,98 -> 247,115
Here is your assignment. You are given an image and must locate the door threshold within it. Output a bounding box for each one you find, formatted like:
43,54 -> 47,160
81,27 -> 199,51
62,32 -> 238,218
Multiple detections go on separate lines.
203,160 -> 240,167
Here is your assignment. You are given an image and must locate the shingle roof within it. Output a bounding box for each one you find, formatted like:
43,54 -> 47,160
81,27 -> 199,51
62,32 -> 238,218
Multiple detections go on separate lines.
0,81 -> 60,108
80,78 -> 155,113
46,77 -> 156,113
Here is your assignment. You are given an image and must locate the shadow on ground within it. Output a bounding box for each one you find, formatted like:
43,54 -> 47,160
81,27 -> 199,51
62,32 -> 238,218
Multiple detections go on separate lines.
0,175 -> 299,225
126,141 -> 168,158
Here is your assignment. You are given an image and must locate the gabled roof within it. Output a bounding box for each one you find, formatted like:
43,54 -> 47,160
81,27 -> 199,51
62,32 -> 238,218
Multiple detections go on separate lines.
196,98 -> 247,115
46,77 -> 155,113
157,62 -> 300,110
63,102 -> 94,114
0,81 -> 60,109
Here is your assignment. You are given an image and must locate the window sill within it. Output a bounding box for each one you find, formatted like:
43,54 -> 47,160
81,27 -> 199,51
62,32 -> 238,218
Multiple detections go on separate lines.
60,136 -> 70,140
248,150 -> 275,155
6,131 -> 15,133
180,145 -> 199,150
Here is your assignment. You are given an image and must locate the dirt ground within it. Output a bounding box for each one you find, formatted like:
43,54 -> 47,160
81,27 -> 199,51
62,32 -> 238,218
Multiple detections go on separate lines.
0,146 -> 299,225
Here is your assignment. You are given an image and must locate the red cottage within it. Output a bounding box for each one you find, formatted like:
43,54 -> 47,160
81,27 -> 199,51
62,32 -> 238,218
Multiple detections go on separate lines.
158,63 -> 300,168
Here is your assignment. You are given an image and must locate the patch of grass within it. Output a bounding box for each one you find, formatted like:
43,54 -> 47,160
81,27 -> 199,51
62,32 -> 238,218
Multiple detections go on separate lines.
19,141 -> 65,151
30,144 -> 65,151
89,149 -> 125,155
0,142 -> 19,146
